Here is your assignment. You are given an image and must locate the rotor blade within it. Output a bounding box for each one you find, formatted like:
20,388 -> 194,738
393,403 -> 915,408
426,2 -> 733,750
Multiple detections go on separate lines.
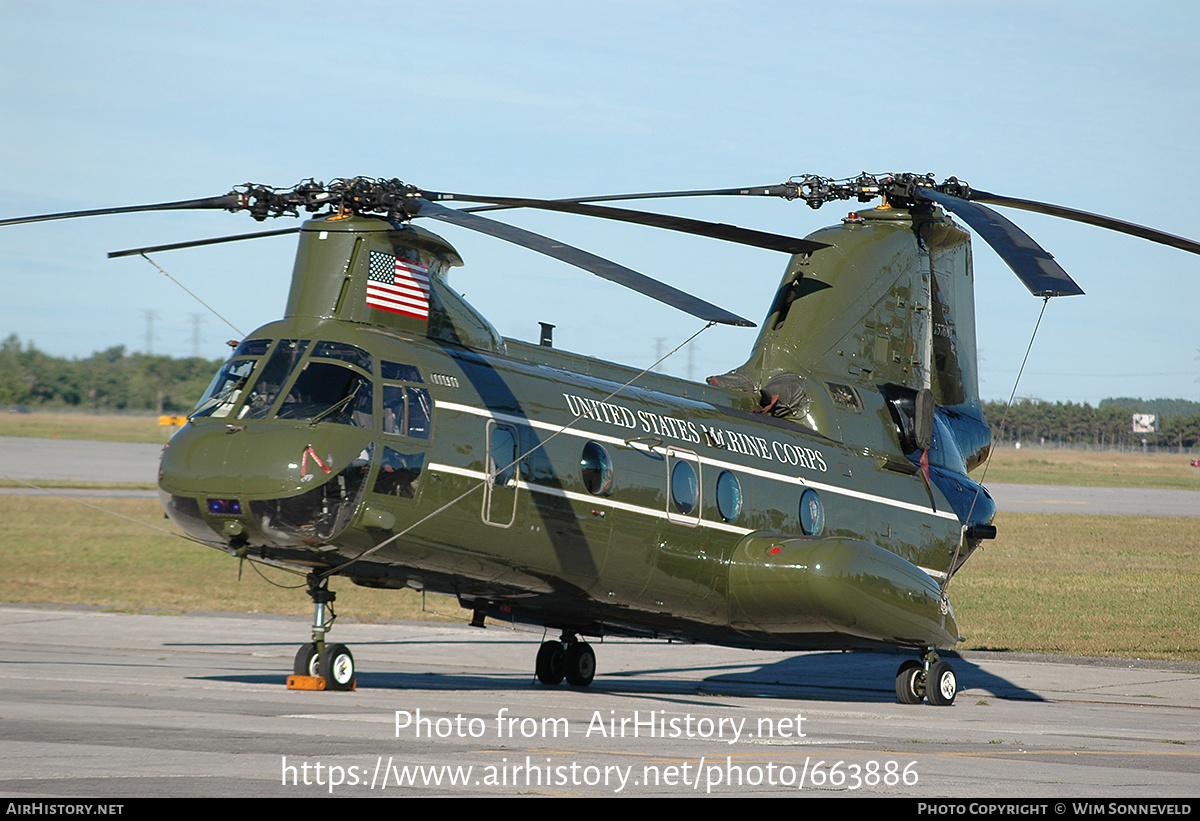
424,191 -> 826,255
968,189 -> 1200,257
0,194 -> 242,227
917,188 -> 1084,297
552,184 -> 796,204
457,184 -> 795,218
410,199 -> 755,327
108,227 -> 300,258
461,184 -> 792,209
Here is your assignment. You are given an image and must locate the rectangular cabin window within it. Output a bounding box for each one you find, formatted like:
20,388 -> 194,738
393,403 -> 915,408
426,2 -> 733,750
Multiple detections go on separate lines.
382,385 -> 406,435
381,384 -> 432,439
407,387 -> 431,438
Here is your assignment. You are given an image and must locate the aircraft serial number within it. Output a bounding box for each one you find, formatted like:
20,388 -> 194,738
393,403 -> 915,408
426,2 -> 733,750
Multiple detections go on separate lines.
430,373 -> 460,388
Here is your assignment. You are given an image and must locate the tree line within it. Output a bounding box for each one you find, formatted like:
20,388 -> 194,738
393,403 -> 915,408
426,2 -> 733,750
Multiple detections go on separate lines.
981,398 -> 1200,450
0,335 -> 221,414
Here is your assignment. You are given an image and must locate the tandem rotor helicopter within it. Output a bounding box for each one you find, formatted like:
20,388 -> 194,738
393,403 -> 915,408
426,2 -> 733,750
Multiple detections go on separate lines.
6,173 -> 1199,704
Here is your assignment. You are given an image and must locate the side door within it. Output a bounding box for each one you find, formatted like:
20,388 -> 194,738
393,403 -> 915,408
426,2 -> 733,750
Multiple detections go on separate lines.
483,419 -> 520,527
653,447 -> 727,620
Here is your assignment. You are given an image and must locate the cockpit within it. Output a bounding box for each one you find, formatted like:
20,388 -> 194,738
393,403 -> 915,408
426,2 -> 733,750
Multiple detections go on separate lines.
163,335 -> 433,552
193,339 -> 374,427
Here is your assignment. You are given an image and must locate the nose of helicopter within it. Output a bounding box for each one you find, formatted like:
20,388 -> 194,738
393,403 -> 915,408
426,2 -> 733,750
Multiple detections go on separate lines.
158,421 -> 373,549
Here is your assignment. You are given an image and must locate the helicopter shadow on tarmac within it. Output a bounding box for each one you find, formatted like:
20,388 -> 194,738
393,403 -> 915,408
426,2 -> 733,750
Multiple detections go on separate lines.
699,650 -> 1046,703
189,639 -> 1044,704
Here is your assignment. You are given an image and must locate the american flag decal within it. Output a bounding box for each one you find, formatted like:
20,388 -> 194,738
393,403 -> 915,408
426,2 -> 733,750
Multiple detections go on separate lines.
367,250 -> 431,319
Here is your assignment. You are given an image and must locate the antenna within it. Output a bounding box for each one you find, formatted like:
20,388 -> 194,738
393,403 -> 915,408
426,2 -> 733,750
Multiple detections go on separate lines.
143,309 -> 158,355
191,313 -> 203,357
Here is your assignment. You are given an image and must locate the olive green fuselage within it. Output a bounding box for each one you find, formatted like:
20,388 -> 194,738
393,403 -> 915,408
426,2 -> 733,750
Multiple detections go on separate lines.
159,211 -> 989,653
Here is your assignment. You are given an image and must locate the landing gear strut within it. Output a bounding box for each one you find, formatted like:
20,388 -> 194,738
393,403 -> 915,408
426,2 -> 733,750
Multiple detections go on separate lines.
895,649 -> 956,706
292,573 -> 356,691
535,632 -> 595,687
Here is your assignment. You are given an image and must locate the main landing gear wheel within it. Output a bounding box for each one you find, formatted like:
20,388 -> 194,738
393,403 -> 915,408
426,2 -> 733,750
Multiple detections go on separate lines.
534,635 -> 596,687
536,641 -> 565,685
319,643 -> 356,691
896,655 -> 957,706
926,660 -> 957,706
294,642 -> 320,678
563,642 -> 595,687
895,660 -> 925,705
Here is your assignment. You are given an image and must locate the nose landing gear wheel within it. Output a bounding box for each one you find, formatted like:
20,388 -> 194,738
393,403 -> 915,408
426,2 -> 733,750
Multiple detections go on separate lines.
294,643 -> 320,678
895,660 -> 925,705
319,643 -> 356,691
926,660 -> 957,706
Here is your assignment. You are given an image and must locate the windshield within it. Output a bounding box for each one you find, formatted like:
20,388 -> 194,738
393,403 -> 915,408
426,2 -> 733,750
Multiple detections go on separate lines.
312,340 -> 373,373
192,358 -> 258,419
192,338 -> 379,427
242,339 -> 309,420
275,361 -> 373,428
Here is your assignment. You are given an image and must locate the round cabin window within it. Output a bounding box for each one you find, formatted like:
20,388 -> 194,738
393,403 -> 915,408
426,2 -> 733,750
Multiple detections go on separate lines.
580,442 -> 613,495
716,470 -> 742,522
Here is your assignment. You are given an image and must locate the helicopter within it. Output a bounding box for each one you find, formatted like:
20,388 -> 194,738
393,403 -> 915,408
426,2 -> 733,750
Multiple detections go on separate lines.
6,173 -> 1198,705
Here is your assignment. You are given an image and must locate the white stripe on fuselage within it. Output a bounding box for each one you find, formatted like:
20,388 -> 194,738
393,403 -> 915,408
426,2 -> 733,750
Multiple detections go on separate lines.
434,399 -> 960,522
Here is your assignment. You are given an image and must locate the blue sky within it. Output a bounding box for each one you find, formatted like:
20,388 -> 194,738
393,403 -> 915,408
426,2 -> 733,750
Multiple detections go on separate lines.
2,1 -> 1198,405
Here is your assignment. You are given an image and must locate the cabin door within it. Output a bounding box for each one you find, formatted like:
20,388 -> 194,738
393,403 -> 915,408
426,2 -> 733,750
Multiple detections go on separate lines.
483,420 -> 520,527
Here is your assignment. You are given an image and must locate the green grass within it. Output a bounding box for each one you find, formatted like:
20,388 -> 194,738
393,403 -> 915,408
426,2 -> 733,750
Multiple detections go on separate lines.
0,411 -> 176,444
0,496 -> 457,622
4,498 -> 1198,661
980,447 -> 1200,491
953,512 -> 1200,661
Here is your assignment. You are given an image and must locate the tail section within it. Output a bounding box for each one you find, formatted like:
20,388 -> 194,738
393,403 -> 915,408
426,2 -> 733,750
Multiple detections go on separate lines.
713,204 -> 989,469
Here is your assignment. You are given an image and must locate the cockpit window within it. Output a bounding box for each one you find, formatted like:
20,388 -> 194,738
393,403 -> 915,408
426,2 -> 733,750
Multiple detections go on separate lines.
381,361 -> 423,382
312,341 -> 373,374
406,387 -> 431,438
275,361 -> 373,428
192,358 -> 257,419
192,338 -> 276,419
231,338 -> 272,357
382,386 -> 405,435
382,385 -> 431,438
194,338 -> 379,427
243,339 -> 309,420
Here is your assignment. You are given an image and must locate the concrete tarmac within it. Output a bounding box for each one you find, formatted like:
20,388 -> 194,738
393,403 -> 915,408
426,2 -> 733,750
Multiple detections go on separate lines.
0,436 -> 162,484
988,482 -> 1200,517
1,604 -> 1197,798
